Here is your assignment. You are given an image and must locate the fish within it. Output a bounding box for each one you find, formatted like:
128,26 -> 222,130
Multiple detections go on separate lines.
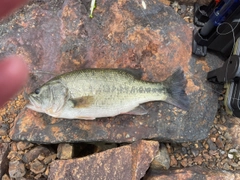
26,68 -> 189,120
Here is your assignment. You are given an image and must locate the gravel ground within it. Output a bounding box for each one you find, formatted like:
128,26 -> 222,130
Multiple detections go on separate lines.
168,1 -> 240,171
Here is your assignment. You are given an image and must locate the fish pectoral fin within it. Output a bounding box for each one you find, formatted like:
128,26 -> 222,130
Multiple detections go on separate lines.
124,105 -> 148,115
70,96 -> 94,108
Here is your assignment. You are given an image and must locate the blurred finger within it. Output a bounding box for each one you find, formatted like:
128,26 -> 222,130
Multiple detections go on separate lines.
0,56 -> 28,107
0,0 -> 28,19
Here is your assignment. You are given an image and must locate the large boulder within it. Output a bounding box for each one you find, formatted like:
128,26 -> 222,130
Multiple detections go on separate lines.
5,0 -> 221,143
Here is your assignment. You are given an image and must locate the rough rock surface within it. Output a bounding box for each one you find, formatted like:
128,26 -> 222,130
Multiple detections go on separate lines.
5,0 -> 221,143
0,143 -> 9,177
150,143 -> 170,170
48,140 -> 159,180
144,166 -> 240,179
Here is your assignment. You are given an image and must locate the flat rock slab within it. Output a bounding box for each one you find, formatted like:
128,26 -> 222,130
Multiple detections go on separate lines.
144,166 -> 240,180
6,0 -> 221,143
48,140 -> 159,180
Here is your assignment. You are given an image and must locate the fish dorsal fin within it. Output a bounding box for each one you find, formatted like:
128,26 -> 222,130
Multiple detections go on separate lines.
119,68 -> 143,79
70,96 -> 94,108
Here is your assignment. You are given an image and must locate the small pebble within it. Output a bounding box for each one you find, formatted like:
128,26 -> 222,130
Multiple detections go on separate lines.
208,161 -> 216,169
57,143 -> 73,160
223,163 -> 231,170
30,159 -> 46,174
194,156 -> 203,165
2,136 -> 11,143
170,155 -> 177,167
2,174 -> 10,180
7,151 -> 22,161
228,153 -> 234,159
229,161 -> 238,168
187,157 -> 193,166
207,139 -> 217,151
22,146 -> 51,163
218,96 -> 224,101
34,174 -> 42,179
0,128 -> 8,136
11,142 -> 18,151
43,154 -> 57,165
181,147 -> 188,155
202,150 -> 211,161
180,158 -> 188,167
38,154 -> 45,161
190,147 -> 199,157
45,166 -> 50,176
151,144 -> 170,170
180,4 -> 187,14
9,160 -> 26,179
215,136 -> 225,149
17,142 -> 34,151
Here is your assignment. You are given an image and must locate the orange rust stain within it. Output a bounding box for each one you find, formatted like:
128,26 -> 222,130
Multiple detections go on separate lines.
16,47 -> 33,65
118,0 -> 127,6
72,59 -> 81,66
51,126 -> 61,134
127,27 -> 161,44
44,136 -> 50,142
78,123 -> 91,131
196,59 -> 210,72
62,5 -> 77,19
108,3 -> 130,41
186,79 -> 200,94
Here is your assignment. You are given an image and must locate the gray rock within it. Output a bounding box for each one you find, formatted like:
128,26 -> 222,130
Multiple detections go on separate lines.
207,139 -> 217,151
8,160 -> 26,179
150,144 -> 170,170
0,143 -> 10,177
29,159 -> 46,174
22,146 -> 51,163
57,143 -> 73,160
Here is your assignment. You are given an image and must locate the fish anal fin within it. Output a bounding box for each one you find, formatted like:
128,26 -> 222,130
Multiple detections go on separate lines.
71,96 -> 94,108
124,105 -> 148,115
76,116 -> 96,120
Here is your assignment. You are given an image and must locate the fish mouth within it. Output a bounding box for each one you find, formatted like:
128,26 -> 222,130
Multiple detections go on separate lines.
26,95 -> 41,110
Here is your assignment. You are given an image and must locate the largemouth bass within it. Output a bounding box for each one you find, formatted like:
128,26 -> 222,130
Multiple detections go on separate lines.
26,68 -> 189,120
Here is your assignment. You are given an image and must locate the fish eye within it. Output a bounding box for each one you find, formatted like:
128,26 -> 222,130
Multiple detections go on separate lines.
34,88 -> 40,94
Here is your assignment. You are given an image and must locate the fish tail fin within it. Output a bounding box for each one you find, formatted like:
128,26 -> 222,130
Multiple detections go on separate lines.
163,68 -> 189,110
